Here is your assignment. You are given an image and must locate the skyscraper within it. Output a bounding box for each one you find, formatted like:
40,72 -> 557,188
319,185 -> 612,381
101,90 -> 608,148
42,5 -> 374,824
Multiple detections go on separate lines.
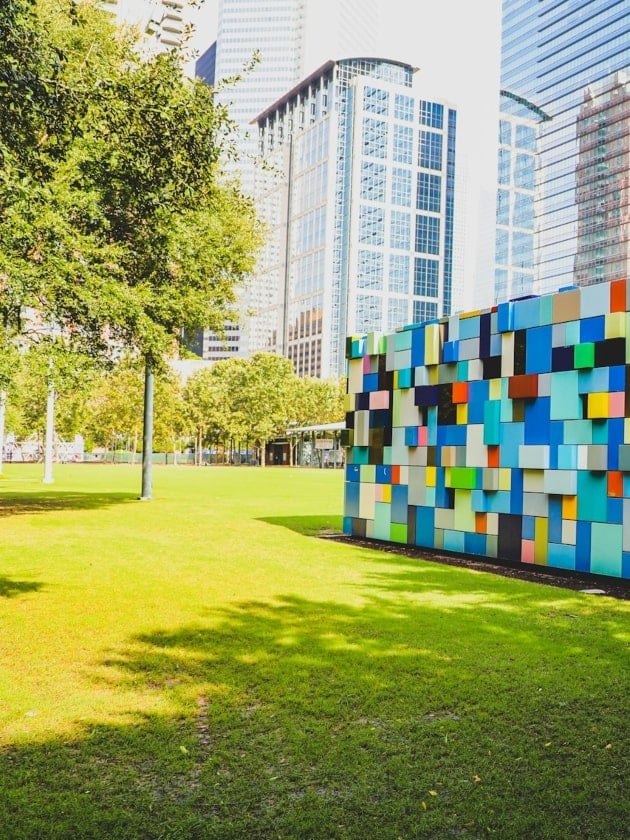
192,1 -> 501,367
249,58 -> 458,378
205,0 -> 382,192
498,0 -> 630,297
494,92 -> 546,303
574,70 -> 630,286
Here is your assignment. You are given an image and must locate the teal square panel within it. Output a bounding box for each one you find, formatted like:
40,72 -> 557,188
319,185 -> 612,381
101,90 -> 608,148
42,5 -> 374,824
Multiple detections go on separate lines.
590,523 -> 622,577
550,371 -> 581,420
577,472 -> 608,522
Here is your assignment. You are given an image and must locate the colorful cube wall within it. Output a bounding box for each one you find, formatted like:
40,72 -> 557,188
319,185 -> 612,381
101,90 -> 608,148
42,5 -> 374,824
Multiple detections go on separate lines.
343,279 -> 630,580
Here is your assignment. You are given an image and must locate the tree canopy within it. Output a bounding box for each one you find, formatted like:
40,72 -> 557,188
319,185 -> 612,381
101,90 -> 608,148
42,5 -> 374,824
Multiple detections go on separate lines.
0,0 -> 263,364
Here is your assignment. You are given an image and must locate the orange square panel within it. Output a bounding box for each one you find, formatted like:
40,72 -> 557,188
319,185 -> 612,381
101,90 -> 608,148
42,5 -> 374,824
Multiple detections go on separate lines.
610,278 -> 626,313
475,512 -> 487,534
487,445 -> 500,468
608,471 -> 623,498
452,381 -> 469,404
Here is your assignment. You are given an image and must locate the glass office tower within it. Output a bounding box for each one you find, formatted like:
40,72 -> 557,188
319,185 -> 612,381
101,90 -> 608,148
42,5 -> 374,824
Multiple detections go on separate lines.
250,58 -> 458,378
499,0 -> 630,295
205,0 -> 382,194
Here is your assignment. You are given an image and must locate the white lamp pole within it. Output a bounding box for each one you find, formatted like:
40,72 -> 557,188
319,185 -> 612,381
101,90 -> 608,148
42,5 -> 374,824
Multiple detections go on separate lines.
43,361 -> 55,484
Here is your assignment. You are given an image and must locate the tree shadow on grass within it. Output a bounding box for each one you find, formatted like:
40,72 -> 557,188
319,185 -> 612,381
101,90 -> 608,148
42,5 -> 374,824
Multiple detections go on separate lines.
0,577 -> 627,840
262,517 -> 630,599
0,491 -> 136,518
0,575 -> 44,598
258,514 -> 343,536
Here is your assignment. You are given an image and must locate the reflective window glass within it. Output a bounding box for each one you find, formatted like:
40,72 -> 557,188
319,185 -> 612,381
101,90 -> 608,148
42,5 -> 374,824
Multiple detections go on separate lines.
414,257 -> 439,296
417,172 -> 441,212
419,100 -> 443,129
390,210 -> 411,249
364,86 -> 389,115
393,124 -> 414,164
395,93 -> 414,121
419,131 -> 443,170
388,254 -> 410,293
360,161 -> 386,201
391,167 -> 413,207
415,215 -> 440,255
413,300 -> 438,323
496,188 -> 510,225
359,205 -> 385,245
357,250 -> 384,289
362,117 -> 388,158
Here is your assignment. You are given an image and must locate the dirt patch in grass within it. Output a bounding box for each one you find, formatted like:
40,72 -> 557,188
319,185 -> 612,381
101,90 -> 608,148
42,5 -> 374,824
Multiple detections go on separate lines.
324,534 -> 630,600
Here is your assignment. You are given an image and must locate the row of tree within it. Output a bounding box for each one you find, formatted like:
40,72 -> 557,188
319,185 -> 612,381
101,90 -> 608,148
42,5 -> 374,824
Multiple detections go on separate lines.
6,349 -> 345,467
1,0 -> 263,493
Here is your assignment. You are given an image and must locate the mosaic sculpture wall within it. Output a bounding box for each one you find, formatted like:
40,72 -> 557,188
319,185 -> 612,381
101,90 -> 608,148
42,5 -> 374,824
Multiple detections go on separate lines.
342,279 -> 630,580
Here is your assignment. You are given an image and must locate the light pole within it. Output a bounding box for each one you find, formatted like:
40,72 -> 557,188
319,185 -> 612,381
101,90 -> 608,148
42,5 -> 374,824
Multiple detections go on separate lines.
139,361 -> 154,500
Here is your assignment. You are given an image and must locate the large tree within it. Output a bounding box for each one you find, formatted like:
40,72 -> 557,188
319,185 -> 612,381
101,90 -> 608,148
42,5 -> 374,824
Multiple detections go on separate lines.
0,0 -> 262,494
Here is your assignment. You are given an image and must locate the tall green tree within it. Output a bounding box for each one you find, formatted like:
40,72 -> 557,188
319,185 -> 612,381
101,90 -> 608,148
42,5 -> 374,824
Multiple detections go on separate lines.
184,366 -> 232,464
0,0 -> 263,494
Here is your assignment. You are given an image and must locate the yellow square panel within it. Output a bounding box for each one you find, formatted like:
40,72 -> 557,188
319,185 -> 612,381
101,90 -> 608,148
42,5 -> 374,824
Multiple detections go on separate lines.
498,468 -> 511,491
588,392 -> 609,419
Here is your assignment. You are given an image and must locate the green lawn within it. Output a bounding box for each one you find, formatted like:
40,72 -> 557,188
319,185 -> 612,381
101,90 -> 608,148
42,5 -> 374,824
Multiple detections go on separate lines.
0,464 -> 627,839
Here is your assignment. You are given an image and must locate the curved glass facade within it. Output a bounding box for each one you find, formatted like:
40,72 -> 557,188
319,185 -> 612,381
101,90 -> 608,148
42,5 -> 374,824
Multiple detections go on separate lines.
500,0 -> 630,295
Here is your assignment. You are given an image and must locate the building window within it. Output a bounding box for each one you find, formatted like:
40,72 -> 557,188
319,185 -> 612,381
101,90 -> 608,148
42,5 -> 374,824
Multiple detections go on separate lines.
413,300 -> 438,323
414,257 -> 439,296
390,210 -> 411,249
415,215 -> 440,255
495,228 -> 509,264
419,100 -> 443,129
496,188 -> 510,225
357,249 -> 384,289
395,93 -> 414,121
391,167 -> 412,207
419,131 -> 443,170
515,124 -> 536,151
359,205 -> 385,245
514,153 -> 535,190
499,119 -> 511,145
513,191 -> 534,229
364,85 -> 389,115
362,117 -> 388,158
356,294 -> 383,333
417,172 -> 441,213
388,298 -> 409,331
494,268 -> 508,300
393,124 -> 414,164
498,148 -> 511,185
512,231 -> 533,269
388,254 -> 410,293
360,161 -> 386,201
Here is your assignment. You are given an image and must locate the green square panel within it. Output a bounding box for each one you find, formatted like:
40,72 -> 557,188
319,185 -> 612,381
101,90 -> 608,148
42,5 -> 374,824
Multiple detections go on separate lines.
390,523 -> 408,543
574,342 -> 595,369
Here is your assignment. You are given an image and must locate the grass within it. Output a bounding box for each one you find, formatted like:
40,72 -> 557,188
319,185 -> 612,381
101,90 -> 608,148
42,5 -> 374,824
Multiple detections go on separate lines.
0,463 -> 627,839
